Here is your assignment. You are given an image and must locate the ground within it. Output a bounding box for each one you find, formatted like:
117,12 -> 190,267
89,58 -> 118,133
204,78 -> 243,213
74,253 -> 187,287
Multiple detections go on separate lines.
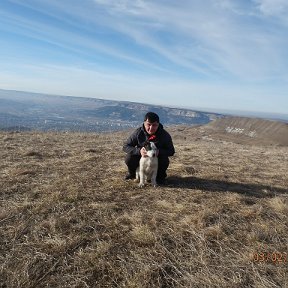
0,127 -> 287,287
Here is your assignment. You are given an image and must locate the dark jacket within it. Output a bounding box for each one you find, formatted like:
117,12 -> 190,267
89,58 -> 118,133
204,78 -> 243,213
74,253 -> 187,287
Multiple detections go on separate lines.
123,123 -> 175,157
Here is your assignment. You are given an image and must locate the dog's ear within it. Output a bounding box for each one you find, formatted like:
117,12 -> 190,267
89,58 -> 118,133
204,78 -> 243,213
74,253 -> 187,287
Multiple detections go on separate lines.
143,139 -> 150,146
150,142 -> 157,150
144,142 -> 152,151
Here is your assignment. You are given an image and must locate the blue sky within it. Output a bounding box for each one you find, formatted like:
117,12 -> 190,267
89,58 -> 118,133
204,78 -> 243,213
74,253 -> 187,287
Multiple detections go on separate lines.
0,0 -> 287,115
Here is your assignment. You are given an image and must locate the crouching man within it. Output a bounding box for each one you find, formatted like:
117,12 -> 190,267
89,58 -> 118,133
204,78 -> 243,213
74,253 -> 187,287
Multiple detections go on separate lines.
123,112 -> 175,185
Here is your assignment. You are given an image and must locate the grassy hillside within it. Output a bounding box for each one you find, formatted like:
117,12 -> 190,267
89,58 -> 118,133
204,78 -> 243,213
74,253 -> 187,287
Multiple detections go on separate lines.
204,116 -> 288,146
0,127 -> 287,287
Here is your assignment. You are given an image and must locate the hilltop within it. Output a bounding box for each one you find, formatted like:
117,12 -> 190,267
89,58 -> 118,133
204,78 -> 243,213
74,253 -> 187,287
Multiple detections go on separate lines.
176,116 -> 288,147
205,116 -> 288,146
0,123 -> 287,287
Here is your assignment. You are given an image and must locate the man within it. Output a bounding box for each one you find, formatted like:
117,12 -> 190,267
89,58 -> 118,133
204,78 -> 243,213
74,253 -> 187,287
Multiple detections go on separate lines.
123,112 -> 175,184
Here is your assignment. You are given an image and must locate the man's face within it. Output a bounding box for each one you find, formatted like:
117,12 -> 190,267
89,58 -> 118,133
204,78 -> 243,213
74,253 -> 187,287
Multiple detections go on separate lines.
144,120 -> 159,135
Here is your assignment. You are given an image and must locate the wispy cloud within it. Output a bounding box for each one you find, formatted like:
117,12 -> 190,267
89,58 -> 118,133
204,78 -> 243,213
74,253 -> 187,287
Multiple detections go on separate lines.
1,1 -> 170,73
4,0 -> 288,79
90,0 -> 288,79
0,0 -> 287,114
254,0 -> 288,18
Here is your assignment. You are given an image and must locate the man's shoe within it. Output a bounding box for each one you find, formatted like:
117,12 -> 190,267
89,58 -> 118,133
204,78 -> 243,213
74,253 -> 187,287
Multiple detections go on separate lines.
124,174 -> 136,180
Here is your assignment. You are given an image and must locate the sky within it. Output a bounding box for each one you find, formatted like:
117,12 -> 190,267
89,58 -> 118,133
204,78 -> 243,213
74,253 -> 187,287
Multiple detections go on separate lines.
0,0 -> 288,115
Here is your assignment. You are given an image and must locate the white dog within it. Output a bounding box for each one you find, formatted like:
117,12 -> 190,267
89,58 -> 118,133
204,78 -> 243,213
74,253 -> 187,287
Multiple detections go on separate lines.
136,141 -> 158,187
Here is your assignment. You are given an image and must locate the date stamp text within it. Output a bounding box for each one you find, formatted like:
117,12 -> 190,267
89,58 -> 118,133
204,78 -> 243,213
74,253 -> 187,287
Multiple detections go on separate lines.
252,252 -> 287,264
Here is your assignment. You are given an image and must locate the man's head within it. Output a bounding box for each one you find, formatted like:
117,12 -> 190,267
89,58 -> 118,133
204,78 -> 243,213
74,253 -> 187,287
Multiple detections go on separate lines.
143,112 -> 159,135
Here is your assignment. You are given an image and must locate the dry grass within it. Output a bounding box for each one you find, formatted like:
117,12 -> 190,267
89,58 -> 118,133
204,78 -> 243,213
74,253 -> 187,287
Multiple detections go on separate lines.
0,128 -> 287,288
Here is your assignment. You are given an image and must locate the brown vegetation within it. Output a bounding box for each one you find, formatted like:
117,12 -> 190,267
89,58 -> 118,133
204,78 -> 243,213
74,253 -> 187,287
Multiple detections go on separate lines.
204,116 -> 288,146
0,126 -> 287,287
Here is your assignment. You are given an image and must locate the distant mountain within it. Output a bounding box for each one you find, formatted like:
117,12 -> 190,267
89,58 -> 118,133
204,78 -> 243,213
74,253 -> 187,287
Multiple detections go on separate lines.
0,89 -> 223,132
208,116 -> 288,145
182,116 -> 288,146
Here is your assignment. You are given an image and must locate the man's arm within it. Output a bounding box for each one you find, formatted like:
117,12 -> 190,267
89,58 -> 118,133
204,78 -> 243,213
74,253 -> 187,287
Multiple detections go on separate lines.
158,133 -> 175,157
123,130 -> 141,155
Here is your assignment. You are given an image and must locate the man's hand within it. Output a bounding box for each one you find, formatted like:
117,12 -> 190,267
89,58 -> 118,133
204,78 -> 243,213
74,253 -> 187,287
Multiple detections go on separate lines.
140,147 -> 148,157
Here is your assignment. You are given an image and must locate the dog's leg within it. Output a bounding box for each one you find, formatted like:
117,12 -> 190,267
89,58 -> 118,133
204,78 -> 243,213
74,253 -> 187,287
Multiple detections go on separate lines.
151,170 -> 157,187
136,167 -> 140,181
138,169 -> 145,188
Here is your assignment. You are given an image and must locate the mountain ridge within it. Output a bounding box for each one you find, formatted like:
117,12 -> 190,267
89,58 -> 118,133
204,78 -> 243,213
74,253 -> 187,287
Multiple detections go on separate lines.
1,89 -> 287,147
0,89 -> 222,132
205,116 -> 288,146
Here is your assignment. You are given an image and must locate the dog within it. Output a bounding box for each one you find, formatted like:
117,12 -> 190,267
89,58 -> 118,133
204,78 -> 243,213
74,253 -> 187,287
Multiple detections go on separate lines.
136,141 -> 158,188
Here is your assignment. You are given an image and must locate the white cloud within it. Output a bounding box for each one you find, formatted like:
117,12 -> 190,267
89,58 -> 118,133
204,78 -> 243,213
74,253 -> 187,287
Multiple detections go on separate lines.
254,0 -> 288,17
5,0 -> 288,80
1,0 -> 288,114
90,0 -> 288,80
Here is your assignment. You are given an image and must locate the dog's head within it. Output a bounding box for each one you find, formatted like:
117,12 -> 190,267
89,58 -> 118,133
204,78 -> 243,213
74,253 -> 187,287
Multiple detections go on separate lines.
144,141 -> 158,158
